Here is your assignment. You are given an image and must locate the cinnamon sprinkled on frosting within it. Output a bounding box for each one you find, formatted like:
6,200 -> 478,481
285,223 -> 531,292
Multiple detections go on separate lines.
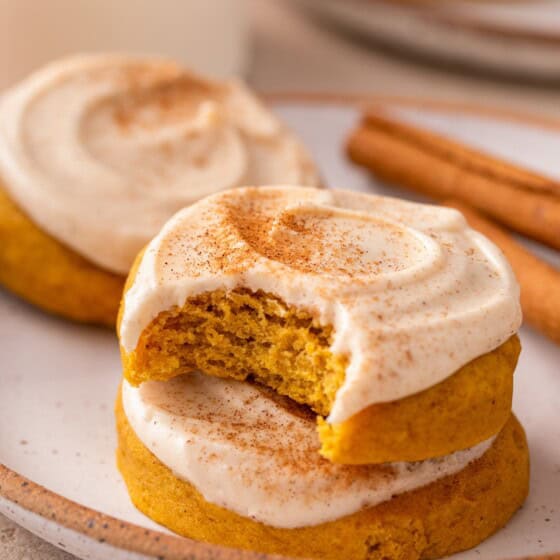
121,186 -> 521,423
122,374 -> 494,528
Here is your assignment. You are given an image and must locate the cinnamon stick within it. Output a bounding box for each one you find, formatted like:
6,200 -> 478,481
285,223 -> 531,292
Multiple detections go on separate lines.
446,200 -> 560,345
347,111 -> 560,250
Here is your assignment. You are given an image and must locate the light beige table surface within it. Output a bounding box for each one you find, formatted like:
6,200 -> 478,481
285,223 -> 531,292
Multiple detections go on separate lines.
3,1 -> 560,558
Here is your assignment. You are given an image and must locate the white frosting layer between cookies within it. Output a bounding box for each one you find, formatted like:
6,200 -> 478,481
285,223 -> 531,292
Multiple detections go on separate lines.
0,55 -> 318,274
120,186 -> 521,422
122,374 -> 494,528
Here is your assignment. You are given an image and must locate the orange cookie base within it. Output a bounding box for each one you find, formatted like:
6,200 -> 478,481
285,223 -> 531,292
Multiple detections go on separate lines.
0,185 -> 123,326
319,335 -> 520,464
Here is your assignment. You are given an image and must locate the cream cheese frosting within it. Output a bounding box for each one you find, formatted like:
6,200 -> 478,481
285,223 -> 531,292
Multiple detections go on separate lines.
0,55 -> 319,274
122,374 -> 494,528
120,186 -> 522,423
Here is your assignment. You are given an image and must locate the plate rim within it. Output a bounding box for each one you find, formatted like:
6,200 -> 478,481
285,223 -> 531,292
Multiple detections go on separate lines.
2,91 -> 560,560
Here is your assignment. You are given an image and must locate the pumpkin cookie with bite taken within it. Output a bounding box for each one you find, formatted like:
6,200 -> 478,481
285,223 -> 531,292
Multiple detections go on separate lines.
119,186 -> 522,464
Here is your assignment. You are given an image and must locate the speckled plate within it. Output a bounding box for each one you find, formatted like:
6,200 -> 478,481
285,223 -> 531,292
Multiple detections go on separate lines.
1,96 -> 559,560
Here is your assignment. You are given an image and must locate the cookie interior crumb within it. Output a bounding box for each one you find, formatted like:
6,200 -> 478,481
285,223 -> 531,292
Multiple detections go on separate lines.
123,288 -> 347,417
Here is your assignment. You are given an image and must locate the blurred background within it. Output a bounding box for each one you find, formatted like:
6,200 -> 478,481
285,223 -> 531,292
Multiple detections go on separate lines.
251,0 -> 560,118
2,0 -> 560,557
2,1 -> 560,117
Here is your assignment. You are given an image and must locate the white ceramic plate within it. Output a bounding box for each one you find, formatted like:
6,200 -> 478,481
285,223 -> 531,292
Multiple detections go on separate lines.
1,97 -> 559,560
298,0 -> 560,80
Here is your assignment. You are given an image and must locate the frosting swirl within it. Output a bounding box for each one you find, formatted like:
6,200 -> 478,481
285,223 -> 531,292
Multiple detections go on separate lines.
120,186 -> 522,422
122,374 -> 494,528
0,55 -> 319,274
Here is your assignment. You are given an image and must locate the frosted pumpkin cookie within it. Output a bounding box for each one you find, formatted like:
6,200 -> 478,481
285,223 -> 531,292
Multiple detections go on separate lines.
0,55 -> 319,326
118,186 -> 522,464
116,373 -> 529,560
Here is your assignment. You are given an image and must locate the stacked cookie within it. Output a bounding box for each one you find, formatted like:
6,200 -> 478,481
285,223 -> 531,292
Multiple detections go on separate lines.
116,186 -> 529,560
0,55 -> 319,325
